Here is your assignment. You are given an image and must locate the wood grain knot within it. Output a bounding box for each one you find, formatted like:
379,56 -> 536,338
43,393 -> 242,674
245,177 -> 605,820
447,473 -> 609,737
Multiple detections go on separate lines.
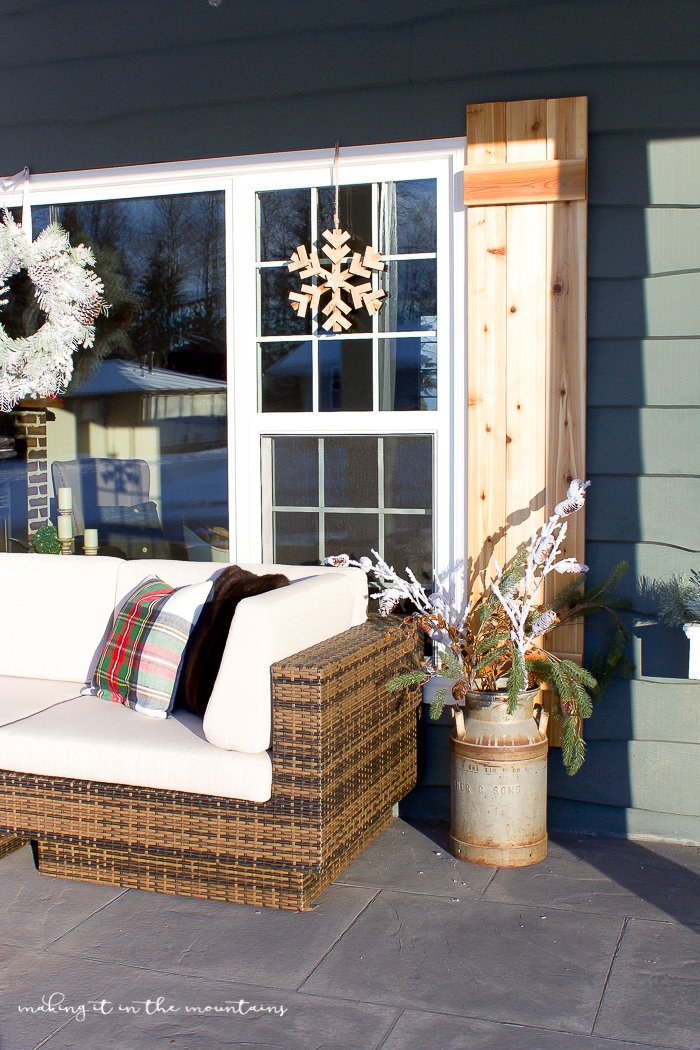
553,282 -> 564,295
510,305 -> 517,313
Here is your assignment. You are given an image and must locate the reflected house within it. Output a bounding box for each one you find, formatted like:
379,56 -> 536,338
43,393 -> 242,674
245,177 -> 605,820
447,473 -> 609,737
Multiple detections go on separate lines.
50,359 -> 227,545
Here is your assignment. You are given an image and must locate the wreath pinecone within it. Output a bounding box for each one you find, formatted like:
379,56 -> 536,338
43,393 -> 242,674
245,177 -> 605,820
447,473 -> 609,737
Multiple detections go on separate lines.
27,263 -> 54,291
74,296 -> 101,325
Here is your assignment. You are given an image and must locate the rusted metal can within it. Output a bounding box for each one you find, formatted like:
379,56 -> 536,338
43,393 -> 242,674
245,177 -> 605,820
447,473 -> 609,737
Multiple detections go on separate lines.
450,686 -> 548,867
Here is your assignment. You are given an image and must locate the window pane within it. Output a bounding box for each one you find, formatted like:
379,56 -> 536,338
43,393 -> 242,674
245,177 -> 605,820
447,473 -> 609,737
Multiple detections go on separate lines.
259,267 -> 312,337
317,184 -> 373,255
257,189 -> 310,262
325,512 -> 379,565
380,258 -> 437,333
395,179 -> 437,254
324,436 -> 378,508
378,337 -> 437,411
270,436 -> 318,506
273,511 -> 319,564
384,436 -> 433,509
319,339 -> 373,411
260,341 -> 312,412
386,512 -> 433,587
11,192 -> 229,561
263,434 -> 433,583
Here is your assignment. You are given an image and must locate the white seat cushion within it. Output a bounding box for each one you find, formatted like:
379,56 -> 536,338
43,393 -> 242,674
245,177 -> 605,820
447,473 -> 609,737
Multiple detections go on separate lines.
0,676 -> 84,727
0,553 -> 122,683
0,695 -> 272,803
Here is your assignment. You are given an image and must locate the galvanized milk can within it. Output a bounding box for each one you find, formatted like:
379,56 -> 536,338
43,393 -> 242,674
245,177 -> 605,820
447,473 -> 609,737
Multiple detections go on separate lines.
450,686 -> 548,867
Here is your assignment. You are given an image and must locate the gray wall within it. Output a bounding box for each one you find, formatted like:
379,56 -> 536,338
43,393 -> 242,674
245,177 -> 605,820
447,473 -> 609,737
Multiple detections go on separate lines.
2,0 -> 699,841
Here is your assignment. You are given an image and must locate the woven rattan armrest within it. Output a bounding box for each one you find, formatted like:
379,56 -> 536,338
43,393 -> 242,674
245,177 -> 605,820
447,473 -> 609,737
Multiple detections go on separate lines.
270,614 -> 422,868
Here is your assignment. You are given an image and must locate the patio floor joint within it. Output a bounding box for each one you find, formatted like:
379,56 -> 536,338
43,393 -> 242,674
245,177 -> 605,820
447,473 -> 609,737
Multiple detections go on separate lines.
591,914 -> 629,1036
295,888 -> 383,991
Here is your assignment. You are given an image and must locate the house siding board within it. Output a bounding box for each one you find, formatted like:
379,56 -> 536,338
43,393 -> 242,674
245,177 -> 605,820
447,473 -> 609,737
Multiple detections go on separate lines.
581,680 -> 700,744
585,541 -> 700,612
587,408 -> 700,475
4,1 -> 699,80
2,0 -> 698,843
1,28 -> 415,127
547,741 -> 700,816
586,477 -> 700,548
589,272 -> 700,340
588,208 -> 700,280
547,798 -> 700,846
587,340 -> 700,407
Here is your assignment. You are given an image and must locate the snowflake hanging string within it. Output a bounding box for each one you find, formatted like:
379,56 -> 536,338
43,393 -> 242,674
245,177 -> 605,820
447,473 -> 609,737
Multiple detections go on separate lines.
0,210 -> 107,411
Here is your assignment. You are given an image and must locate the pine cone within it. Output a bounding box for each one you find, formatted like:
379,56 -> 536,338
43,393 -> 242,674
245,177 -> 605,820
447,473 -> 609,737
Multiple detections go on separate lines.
27,263 -> 54,291
379,590 -> 401,616
73,296 -> 101,325
533,536 -> 555,565
531,609 -> 557,636
451,678 -> 468,703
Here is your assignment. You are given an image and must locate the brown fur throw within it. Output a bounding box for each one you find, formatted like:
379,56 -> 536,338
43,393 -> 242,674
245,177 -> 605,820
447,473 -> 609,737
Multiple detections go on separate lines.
176,565 -> 289,718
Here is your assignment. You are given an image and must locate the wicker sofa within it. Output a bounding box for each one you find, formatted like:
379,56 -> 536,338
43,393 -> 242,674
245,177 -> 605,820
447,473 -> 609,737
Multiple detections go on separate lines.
0,553 -> 420,909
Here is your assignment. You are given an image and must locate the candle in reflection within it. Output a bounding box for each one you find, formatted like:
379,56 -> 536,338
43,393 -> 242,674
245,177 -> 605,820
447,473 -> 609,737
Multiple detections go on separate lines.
57,487 -> 72,511
57,515 -> 72,540
84,528 -> 98,555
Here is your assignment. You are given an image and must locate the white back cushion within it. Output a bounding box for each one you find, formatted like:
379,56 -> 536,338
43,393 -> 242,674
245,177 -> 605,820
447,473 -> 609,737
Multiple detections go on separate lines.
114,559 -> 367,622
0,553 -> 122,682
116,560 -> 368,754
204,571 -> 364,753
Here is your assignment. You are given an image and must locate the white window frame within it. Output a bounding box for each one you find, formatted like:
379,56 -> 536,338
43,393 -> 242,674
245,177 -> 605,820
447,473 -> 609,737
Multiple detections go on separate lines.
0,138 -> 466,585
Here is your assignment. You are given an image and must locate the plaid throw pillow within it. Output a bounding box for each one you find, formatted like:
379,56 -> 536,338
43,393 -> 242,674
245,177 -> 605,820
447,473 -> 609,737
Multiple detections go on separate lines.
91,575 -> 213,718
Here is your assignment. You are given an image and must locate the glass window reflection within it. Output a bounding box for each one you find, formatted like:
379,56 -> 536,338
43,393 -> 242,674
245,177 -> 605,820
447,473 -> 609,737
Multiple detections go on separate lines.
260,341 -> 313,412
319,339 -> 373,412
257,189 -> 310,262
0,192 -> 229,561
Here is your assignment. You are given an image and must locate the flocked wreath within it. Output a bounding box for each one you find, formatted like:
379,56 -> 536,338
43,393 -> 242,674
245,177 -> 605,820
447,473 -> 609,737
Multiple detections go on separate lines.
0,210 -> 106,411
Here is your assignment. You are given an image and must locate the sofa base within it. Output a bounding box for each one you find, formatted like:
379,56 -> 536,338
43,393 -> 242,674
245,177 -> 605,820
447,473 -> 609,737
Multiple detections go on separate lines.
0,834 -> 27,859
30,807 -> 393,910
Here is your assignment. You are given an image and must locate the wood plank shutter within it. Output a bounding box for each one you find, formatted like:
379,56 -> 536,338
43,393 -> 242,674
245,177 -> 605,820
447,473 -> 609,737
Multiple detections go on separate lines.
465,97 -> 588,741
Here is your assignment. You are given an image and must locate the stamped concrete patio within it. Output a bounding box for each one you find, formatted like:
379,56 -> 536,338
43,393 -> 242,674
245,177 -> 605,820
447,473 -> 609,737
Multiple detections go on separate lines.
1,819 -> 698,1050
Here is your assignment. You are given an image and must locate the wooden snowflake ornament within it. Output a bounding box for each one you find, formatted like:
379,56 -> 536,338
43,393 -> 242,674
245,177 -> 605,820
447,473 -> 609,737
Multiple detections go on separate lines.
288,227 -> 386,333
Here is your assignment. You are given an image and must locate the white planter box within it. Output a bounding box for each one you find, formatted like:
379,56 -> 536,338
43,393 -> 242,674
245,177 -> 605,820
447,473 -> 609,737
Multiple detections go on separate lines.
682,623 -> 700,679
422,676 -> 462,707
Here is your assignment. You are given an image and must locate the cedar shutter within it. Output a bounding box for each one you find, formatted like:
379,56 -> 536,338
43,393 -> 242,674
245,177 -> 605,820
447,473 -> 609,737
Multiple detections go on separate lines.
465,97 -> 588,743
